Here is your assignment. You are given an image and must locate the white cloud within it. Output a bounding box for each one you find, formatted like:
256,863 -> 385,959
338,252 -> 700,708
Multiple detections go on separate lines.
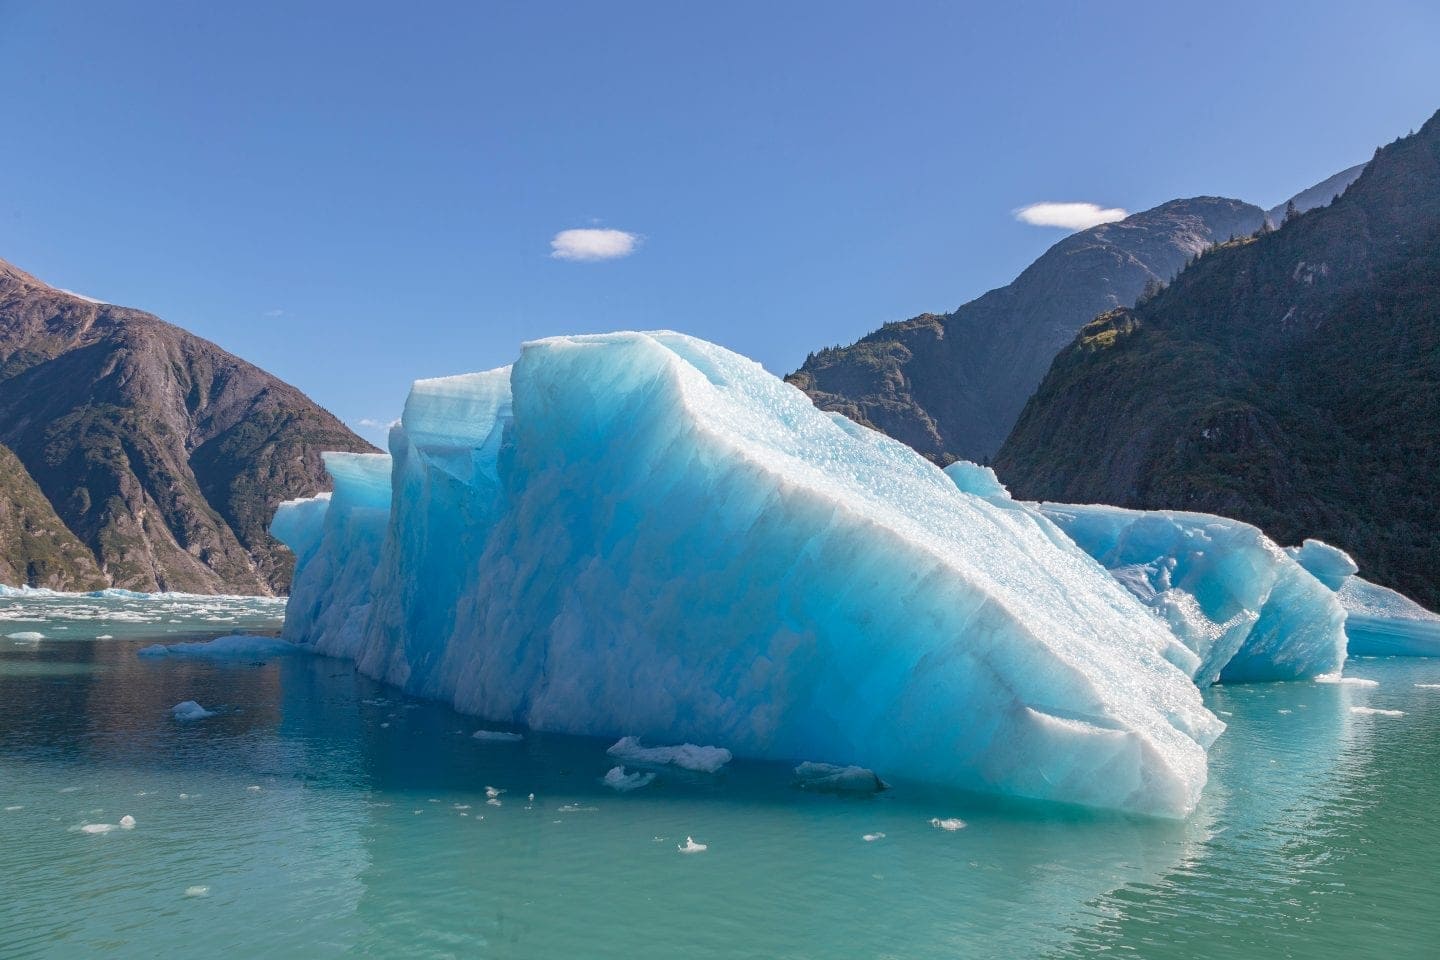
58,287 -> 105,304
549,228 -> 640,262
356,417 -> 397,431
1014,201 -> 1128,230
263,308 -> 285,318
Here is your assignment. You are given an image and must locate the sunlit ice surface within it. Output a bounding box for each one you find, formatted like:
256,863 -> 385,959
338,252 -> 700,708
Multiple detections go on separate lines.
2,594 -> 1439,958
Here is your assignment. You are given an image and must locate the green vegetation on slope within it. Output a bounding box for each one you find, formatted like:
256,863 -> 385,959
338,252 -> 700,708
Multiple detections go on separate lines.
998,112 -> 1440,606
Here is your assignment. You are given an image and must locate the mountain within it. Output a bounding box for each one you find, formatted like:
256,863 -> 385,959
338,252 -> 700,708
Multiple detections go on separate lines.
996,111 -> 1440,607
1266,162 -> 1366,226
785,198 -> 1265,464
0,257 -> 376,594
0,442 -> 107,591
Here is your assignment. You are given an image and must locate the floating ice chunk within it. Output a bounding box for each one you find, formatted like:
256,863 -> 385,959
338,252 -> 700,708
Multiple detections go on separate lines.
793,761 -> 887,794
929,818 -> 966,832
678,836 -> 707,854
137,634 -> 299,659
119,815 -> 135,829
275,332 -> 1225,817
1415,684 -> 1440,690
863,832 -> 886,842
471,729 -> 525,742
1315,674 -> 1379,687
602,766 -> 656,792
5,631 -> 44,641
170,701 -> 215,721
558,803 -> 596,813
246,785 -> 262,792
607,737 -> 732,774
484,786 -> 503,799
5,805 -> 23,811
184,886 -> 210,898
1350,706 -> 1405,717
1034,502 -> 1346,684
95,634 -> 114,640
80,823 -> 116,834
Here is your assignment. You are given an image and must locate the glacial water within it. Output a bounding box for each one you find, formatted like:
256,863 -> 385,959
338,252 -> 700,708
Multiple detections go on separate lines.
2,593 -> 1438,959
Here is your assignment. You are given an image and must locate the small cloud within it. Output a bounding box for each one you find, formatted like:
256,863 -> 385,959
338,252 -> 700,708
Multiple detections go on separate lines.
355,418 -> 397,431
549,228 -> 640,262
58,288 -> 105,304
263,308 -> 285,318
1014,201 -> 1128,230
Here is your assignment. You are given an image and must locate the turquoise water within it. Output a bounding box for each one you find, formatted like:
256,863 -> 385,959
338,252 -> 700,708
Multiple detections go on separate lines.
2,593 -> 1438,958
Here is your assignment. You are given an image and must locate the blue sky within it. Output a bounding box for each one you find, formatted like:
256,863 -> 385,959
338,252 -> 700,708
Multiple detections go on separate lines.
2,1 -> 1437,440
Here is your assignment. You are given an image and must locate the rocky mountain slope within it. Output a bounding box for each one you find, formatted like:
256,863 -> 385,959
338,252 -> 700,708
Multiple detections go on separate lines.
0,442 -> 107,590
1265,162 -> 1365,225
0,258 -> 375,594
996,112 -> 1440,607
786,198 -> 1266,463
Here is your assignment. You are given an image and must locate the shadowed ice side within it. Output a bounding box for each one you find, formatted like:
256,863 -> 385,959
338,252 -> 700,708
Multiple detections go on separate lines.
272,331 -> 1224,818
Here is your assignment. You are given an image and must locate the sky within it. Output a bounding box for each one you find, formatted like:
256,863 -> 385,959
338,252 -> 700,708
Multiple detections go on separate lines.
2,1 -> 1438,442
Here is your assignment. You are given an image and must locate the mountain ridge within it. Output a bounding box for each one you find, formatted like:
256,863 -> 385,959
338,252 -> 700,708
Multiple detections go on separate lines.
0,257 -> 376,594
996,111 -> 1440,606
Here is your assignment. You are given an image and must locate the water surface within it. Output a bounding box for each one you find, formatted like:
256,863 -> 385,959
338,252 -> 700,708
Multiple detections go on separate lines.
2,592 -> 1437,958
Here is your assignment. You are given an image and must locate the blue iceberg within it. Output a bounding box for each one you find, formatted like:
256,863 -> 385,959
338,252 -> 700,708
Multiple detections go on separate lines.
274,332 -> 1224,817
1285,540 -> 1440,657
1023,499 -> 1347,685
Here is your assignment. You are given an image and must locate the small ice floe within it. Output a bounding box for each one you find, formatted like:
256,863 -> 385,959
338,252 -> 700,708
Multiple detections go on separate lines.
96,635 -> 114,640
1350,706 -> 1405,717
677,836 -> 707,854
184,886 -> 210,898
119,815 -> 136,829
171,701 -> 215,721
58,786 -> 81,793
558,803 -> 597,813
485,786 -> 504,807
137,634 -> 298,659
863,832 -> 886,842
379,722 -> 390,729
5,631 -> 44,641
246,786 -> 262,793
1416,684 -> 1440,690
603,766 -> 656,793
453,804 -> 471,811
471,729 -> 524,742
1316,673 -> 1379,687
5,805 -> 23,812
1277,709 -> 1293,715
929,817 -> 966,832
607,736 -> 731,773
793,761 -> 888,794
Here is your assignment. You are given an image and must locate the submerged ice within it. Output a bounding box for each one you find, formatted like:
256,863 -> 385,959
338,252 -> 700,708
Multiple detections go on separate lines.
274,332 -> 1226,817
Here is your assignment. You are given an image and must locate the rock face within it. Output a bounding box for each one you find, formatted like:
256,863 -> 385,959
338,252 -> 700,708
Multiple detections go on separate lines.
0,257 -> 375,594
0,442 -> 107,590
997,111 -> 1440,608
1266,163 -> 1366,226
786,198 -> 1266,464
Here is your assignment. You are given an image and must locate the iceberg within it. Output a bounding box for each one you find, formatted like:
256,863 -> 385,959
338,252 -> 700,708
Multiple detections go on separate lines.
1020,498 -> 1347,685
1283,539 -> 1440,657
273,332 -> 1223,817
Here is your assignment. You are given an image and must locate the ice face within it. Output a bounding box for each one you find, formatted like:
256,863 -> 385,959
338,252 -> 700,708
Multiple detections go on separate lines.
273,331 -> 1222,818
1032,501 -> 1346,685
1281,540 -> 1440,657
1333,577 -> 1440,657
